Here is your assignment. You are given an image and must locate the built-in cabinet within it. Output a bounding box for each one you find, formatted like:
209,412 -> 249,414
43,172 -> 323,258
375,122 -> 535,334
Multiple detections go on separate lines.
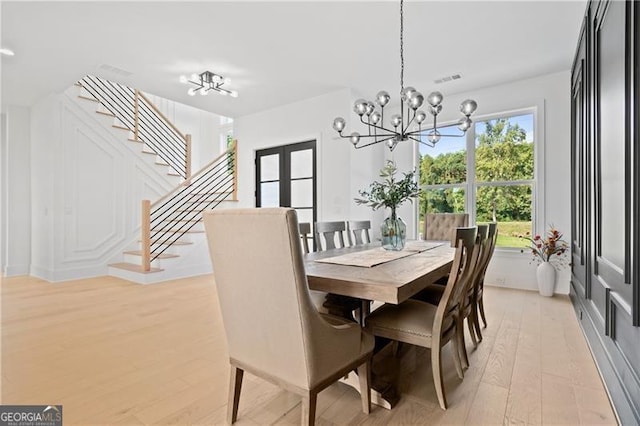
570,1 -> 639,423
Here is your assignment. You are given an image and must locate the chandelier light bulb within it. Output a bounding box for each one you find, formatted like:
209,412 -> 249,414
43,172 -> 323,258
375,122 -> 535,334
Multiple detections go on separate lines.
353,99 -> 368,116
409,92 -> 424,110
350,132 -> 361,145
187,88 -> 197,96
364,102 -> 375,116
427,130 -> 441,144
458,116 -> 473,132
179,75 -> 188,84
219,90 -> 228,96
429,104 -> 443,116
333,117 -> 346,132
376,91 -> 390,107
229,91 -> 239,98
370,111 -> 382,125
415,110 -> 427,124
190,73 -> 199,82
460,99 -> 478,116
391,114 -> 402,128
427,91 -> 443,107
200,89 -> 208,96
401,86 -> 416,102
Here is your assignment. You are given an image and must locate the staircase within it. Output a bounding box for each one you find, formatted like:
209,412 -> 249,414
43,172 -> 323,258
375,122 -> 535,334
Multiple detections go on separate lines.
74,76 -> 237,283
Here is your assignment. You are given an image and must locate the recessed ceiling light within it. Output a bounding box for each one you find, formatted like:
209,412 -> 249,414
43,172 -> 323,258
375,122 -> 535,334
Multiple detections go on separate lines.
0,48 -> 15,56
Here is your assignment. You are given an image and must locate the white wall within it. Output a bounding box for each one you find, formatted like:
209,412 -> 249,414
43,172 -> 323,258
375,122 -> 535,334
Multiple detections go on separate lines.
234,89 -> 385,225
1,106 -> 31,276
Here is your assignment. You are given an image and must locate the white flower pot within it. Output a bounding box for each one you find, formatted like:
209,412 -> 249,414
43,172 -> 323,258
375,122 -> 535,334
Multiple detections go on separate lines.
536,261 -> 556,297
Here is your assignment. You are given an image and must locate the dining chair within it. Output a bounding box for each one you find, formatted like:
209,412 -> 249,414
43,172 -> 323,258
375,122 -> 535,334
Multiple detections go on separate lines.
474,222 -> 498,340
424,213 -> 469,241
315,221 -> 347,251
348,220 -> 371,246
299,222 -> 312,254
365,226 -> 479,410
203,208 -> 374,425
411,225 -> 488,369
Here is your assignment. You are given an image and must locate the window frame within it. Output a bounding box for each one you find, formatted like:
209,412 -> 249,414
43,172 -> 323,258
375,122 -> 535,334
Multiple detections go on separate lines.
416,102 -> 545,252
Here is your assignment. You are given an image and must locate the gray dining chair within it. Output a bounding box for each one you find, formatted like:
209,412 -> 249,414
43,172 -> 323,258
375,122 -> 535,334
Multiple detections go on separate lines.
348,220 -> 371,246
315,221 -> 347,251
299,222 -> 312,254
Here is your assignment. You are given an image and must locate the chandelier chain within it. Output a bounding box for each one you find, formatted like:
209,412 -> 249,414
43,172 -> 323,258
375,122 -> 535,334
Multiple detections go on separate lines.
400,0 -> 404,94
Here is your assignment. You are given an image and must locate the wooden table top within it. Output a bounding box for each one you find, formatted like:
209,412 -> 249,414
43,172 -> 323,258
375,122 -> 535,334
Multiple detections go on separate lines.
305,242 -> 455,305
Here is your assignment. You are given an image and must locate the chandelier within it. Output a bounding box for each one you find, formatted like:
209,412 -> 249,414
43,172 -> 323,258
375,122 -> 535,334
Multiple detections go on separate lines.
180,71 -> 238,98
332,0 -> 477,151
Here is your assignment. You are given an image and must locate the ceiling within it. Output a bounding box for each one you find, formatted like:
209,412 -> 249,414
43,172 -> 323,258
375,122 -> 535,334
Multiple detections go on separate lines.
1,1 -> 586,118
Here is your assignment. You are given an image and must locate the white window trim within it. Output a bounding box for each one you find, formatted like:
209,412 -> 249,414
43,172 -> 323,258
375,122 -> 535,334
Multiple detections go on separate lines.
414,100 -> 546,253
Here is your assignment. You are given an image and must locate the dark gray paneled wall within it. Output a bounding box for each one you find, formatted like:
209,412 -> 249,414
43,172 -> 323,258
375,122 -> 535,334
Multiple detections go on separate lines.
570,0 -> 640,423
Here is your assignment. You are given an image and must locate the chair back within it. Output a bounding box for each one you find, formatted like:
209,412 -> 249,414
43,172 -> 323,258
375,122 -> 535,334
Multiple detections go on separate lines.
348,220 -> 371,245
424,213 -> 469,242
204,208 -> 328,389
461,225 -> 489,312
476,222 -> 498,286
315,221 -> 347,251
299,222 -> 312,254
433,227 -> 479,340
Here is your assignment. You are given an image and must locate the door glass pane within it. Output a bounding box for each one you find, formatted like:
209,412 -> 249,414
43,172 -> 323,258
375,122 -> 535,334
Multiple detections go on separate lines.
290,149 -> 313,179
260,155 -> 279,181
291,179 -> 313,208
476,184 -> 532,247
475,114 -> 534,182
260,182 -> 280,207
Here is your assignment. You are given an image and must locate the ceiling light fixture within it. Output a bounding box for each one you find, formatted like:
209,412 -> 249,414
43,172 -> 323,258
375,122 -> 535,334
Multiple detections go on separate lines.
180,71 -> 238,98
332,0 -> 477,151
0,48 -> 15,56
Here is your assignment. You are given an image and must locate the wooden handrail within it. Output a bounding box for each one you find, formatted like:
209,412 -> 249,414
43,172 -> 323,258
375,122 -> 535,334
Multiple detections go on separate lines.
150,142 -> 237,209
141,200 -> 151,271
185,134 -> 192,182
137,90 -> 187,141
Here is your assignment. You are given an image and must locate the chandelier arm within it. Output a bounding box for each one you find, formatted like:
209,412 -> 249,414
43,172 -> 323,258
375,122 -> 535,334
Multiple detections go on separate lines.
406,129 -> 466,138
359,116 -> 401,135
354,135 -> 397,149
402,109 -> 416,134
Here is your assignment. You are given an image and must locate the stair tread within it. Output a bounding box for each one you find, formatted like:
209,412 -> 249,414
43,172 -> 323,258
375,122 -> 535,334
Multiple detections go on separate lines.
128,138 -> 143,143
155,229 -> 205,234
140,240 -> 194,246
123,250 -> 180,259
112,124 -> 130,131
78,95 -> 100,102
108,262 -> 164,273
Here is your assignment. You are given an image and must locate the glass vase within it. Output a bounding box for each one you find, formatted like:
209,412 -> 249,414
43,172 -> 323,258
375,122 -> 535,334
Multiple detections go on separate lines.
381,209 -> 406,251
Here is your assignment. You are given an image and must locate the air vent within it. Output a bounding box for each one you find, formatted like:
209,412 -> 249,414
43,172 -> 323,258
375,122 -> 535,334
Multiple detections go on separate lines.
98,64 -> 133,77
434,73 -> 462,84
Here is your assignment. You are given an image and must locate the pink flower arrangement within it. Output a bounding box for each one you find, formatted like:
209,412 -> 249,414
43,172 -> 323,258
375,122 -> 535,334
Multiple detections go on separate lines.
527,226 -> 569,263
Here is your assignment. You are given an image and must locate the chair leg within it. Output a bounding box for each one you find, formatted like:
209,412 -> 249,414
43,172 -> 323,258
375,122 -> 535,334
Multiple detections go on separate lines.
301,392 -> 318,426
227,366 -> 244,424
451,337 -> 464,380
467,314 -> 478,349
473,304 -> 483,343
479,295 -> 487,328
457,316 -> 469,369
431,346 -> 448,410
357,360 -> 371,414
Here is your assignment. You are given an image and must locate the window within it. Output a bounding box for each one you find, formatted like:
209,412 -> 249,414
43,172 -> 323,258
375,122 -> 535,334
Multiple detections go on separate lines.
418,111 -> 535,248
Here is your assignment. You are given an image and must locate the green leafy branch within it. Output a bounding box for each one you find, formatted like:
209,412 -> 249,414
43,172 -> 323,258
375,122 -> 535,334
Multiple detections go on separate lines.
354,160 -> 419,211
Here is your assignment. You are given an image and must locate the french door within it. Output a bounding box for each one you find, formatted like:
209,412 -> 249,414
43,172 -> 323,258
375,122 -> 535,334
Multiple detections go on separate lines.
255,140 -> 317,248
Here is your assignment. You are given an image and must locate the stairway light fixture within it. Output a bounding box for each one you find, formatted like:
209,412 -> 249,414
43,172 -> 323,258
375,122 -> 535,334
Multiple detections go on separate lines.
332,0 -> 477,151
0,48 -> 15,56
180,71 -> 238,98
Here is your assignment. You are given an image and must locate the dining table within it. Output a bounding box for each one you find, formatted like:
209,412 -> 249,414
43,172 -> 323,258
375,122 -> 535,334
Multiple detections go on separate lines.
304,240 -> 455,409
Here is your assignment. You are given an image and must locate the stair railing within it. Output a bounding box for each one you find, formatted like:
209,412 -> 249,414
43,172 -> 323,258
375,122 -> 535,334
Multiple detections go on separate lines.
140,140 -> 238,271
79,75 -> 191,180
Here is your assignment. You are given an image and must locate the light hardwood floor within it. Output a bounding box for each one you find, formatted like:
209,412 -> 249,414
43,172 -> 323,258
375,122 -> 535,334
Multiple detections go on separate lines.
1,274 -> 617,425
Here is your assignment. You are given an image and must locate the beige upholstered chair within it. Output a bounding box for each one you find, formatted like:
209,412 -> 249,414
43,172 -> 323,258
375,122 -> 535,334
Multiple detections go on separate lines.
365,227 -> 480,410
204,208 -> 374,425
424,213 -> 469,241
315,221 -> 347,251
348,220 -> 371,245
